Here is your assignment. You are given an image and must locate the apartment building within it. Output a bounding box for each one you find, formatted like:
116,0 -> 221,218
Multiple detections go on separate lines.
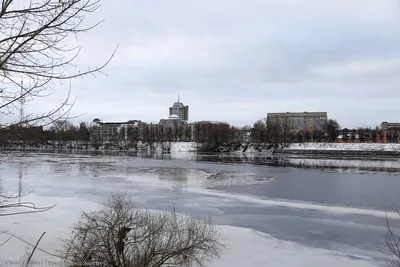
267,112 -> 328,133
90,119 -> 144,142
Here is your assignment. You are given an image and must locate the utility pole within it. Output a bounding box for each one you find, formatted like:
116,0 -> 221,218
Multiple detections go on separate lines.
19,78 -> 25,203
20,78 -> 25,126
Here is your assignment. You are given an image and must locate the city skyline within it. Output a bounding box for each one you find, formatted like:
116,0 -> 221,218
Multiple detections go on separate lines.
8,0 -> 400,129
86,100 -> 388,130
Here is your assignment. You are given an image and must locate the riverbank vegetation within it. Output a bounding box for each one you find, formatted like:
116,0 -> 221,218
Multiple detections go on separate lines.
60,194 -> 224,267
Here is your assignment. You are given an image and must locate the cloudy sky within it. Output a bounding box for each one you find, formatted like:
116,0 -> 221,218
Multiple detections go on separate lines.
24,0 -> 400,128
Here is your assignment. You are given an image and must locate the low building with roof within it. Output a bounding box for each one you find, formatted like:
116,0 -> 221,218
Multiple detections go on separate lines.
159,114 -> 185,126
381,122 -> 400,143
90,119 -> 145,142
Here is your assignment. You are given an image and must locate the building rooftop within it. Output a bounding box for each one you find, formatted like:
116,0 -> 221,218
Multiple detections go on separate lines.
167,114 -> 181,120
381,122 -> 400,130
268,112 -> 327,117
173,102 -> 184,108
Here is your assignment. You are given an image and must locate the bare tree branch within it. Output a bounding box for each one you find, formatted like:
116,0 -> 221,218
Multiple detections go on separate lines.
385,205 -> 400,267
0,1 -> 117,260
2,231 -> 60,258
0,0 -> 117,127
25,232 -> 46,267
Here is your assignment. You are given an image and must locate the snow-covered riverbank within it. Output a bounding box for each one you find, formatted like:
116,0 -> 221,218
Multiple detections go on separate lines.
285,142 -> 400,152
4,140 -> 400,155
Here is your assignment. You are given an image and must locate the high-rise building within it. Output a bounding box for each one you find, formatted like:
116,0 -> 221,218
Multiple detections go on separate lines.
267,112 -> 328,133
169,95 -> 189,121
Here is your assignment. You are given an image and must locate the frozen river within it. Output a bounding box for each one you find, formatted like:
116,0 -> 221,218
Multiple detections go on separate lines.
1,150 -> 400,266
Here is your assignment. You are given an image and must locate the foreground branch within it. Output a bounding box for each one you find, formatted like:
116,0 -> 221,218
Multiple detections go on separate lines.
385,205 -> 400,267
0,0 -> 117,127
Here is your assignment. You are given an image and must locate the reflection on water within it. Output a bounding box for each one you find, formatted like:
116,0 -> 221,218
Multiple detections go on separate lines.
157,168 -> 188,190
2,151 -> 400,211
83,150 -> 400,175
126,167 -> 190,189
154,167 -> 188,184
49,160 -> 71,174
8,149 -> 400,175
91,166 -> 102,178
18,162 -> 26,203
204,171 -> 276,187
189,154 -> 400,174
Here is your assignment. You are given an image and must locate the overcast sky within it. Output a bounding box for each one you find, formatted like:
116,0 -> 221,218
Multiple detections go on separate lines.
24,0 -> 400,128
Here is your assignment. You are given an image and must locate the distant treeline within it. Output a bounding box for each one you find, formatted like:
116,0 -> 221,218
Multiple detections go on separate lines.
0,117 -> 331,147
0,121 -> 90,142
6,116 -> 388,151
90,122 -> 249,152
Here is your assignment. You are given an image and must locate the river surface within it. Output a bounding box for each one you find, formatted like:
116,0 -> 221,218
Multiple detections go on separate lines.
1,150 -> 400,266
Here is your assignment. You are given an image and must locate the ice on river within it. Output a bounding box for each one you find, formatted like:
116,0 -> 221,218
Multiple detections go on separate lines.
0,152 -> 394,266
0,195 -> 378,267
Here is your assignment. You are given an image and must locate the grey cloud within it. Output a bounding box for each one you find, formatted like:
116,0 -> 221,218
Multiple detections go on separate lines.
19,0 -> 400,128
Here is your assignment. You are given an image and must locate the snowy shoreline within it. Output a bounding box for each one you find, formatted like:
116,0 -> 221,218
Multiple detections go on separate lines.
285,142 -> 400,152
3,141 -> 400,156
276,143 -> 400,157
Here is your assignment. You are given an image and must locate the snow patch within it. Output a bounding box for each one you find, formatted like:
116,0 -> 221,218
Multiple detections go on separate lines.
170,142 -> 197,152
285,158 -> 400,172
287,142 -> 400,152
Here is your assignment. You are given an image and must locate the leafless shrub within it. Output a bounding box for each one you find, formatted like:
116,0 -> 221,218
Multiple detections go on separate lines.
385,206 -> 400,267
60,193 -> 224,267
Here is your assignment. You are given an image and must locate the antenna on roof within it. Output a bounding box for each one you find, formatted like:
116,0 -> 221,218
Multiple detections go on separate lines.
178,94 -> 180,102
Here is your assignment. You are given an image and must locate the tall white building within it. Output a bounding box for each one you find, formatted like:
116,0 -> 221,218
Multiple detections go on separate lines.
168,96 -> 189,121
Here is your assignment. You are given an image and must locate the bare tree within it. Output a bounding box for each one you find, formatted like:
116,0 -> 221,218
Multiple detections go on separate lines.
266,118 -> 282,148
0,0 -> 116,259
280,116 -> 293,147
110,126 -> 127,150
250,119 -> 267,143
49,119 -> 74,133
60,193 -> 224,267
327,119 -> 340,142
0,0 -> 117,127
77,122 -> 89,141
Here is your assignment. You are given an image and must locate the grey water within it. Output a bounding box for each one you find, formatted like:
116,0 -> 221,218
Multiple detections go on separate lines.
1,150 -> 400,266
